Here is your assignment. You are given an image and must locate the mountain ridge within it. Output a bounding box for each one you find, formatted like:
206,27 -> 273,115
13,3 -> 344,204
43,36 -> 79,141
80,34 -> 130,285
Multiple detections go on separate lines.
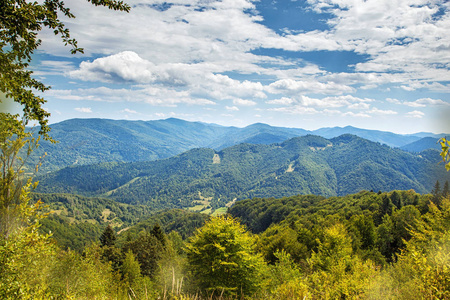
35,134 -> 450,211
27,118 -> 445,173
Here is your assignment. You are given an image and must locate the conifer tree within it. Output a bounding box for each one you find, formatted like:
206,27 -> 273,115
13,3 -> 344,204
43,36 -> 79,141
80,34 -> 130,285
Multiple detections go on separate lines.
432,180 -> 442,206
151,223 -> 166,248
100,224 -> 116,247
443,181 -> 449,198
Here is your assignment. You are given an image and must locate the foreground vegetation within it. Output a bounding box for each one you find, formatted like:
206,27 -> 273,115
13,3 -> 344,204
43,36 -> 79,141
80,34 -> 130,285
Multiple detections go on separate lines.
3,178 -> 450,299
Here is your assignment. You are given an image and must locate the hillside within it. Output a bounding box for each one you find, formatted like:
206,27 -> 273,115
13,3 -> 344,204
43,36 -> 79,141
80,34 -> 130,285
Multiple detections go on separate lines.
26,118 -> 439,173
400,137 -> 440,152
35,135 -> 450,210
33,191 -> 208,251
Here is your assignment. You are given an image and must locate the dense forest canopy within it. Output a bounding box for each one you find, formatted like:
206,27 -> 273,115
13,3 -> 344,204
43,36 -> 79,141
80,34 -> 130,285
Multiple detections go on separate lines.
34,135 -> 449,210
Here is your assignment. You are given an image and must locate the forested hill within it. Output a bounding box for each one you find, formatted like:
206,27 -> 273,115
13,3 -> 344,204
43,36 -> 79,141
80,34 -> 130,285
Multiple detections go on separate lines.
35,134 -> 450,210
27,118 -> 441,173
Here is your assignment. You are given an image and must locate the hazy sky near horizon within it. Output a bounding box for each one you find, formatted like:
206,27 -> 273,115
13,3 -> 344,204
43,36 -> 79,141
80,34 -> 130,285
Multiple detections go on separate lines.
26,0 -> 449,133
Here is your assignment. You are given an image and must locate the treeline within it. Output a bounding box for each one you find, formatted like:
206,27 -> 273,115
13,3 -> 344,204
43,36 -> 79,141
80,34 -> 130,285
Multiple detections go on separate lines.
4,189 -> 450,299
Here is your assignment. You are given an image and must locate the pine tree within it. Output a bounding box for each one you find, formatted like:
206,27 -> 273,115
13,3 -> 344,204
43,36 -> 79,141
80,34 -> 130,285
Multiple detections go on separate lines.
99,224 -> 116,247
432,181 -> 442,206
443,181 -> 449,198
390,191 -> 402,209
151,223 -> 166,247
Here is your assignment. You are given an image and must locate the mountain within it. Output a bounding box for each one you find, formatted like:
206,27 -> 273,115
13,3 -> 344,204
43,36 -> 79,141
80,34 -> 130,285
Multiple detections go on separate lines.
35,134 -> 450,210
27,118 -> 441,173
313,125 -> 421,147
400,137 -> 441,152
208,123 -> 309,150
26,118 -> 228,172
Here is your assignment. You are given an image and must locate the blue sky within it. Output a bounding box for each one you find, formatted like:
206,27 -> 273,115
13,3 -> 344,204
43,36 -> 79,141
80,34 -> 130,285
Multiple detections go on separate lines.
24,0 -> 450,133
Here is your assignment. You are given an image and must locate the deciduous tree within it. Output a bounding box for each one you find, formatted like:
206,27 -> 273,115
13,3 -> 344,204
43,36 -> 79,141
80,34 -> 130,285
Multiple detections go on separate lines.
1,0 -> 130,138
185,216 -> 266,297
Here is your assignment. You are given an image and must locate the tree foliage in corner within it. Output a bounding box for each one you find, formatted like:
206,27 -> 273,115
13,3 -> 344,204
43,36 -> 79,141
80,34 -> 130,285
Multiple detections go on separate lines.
0,0 -> 130,138
439,137 -> 450,171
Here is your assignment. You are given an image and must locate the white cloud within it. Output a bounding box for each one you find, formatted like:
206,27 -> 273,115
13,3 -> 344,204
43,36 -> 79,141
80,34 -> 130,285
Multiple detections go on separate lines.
70,51 -> 155,83
75,107 -> 92,113
269,106 -> 319,115
306,0 -> 450,82
342,111 -> 371,118
34,0 -> 450,134
367,107 -> 398,115
401,82 -> 450,92
266,97 -> 295,105
47,87 -> 216,107
233,98 -> 257,106
121,108 -> 137,114
404,98 -> 449,107
386,97 -> 449,108
406,110 -> 425,118
267,79 -> 354,95
38,0 -> 449,89
226,106 -> 239,111
293,95 -> 373,109
386,98 -> 401,104
34,60 -> 76,76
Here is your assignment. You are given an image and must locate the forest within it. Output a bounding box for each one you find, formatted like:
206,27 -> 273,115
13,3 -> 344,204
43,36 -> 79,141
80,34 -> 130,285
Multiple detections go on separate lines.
3,174 -> 450,299
34,134 -> 449,207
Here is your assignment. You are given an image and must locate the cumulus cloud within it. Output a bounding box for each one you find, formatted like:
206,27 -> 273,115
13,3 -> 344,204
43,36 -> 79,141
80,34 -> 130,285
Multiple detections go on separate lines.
406,110 -> 425,118
121,108 -> 137,114
48,87 -> 216,107
302,0 -> 450,86
70,51 -> 155,83
35,0 -> 449,133
233,98 -> 257,106
266,94 -> 377,116
404,98 -> 449,107
367,107 -> 398,115
267,79 -> 354,95
226,106 -> 239,111
266,97 -> 295,105
75,107 -> 92,113
385,97 -> 449,108
269,106 -> 319,115
40,0 -> 449,87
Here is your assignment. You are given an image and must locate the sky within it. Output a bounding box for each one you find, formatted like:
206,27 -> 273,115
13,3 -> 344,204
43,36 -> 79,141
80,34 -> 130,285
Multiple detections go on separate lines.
24,0 -> 450,133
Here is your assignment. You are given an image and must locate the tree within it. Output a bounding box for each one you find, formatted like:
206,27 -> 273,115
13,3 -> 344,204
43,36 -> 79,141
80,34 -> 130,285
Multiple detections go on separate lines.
123,231 -> 163,278
442,181 -> 449,198
432,180 -> 442,206
100,224 -> 116,247
150,223 -> 166,248
308,223 -> 376,299
1,0 -> 130,138
439,138 -> 450,171
185,216 -> 266,297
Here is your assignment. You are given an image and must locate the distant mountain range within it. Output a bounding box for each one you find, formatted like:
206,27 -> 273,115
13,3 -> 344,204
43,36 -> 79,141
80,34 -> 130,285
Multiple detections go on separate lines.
400,137 -> 441,153
27,118 -> 446,172
35,134 -> 450,210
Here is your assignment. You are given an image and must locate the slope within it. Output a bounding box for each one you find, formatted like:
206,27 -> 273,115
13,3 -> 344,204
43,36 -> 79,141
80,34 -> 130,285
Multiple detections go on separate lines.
35,135 -> 450,210
26,118 -> 438,173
